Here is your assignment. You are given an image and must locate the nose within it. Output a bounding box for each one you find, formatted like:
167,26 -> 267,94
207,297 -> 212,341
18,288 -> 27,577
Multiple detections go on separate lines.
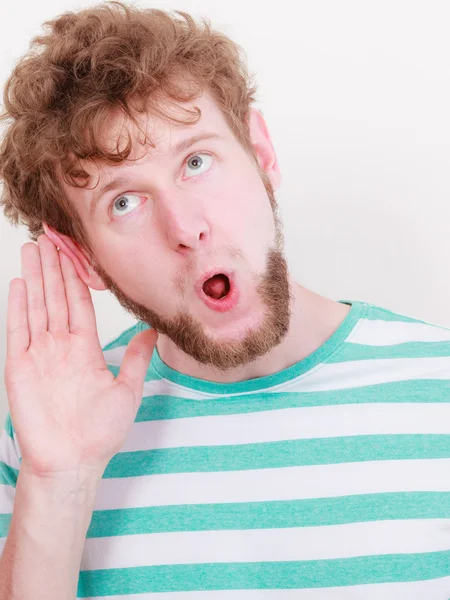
158,194 -> 209,253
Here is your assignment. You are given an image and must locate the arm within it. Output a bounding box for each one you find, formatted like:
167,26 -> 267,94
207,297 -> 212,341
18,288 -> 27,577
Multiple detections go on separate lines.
0,234 -> 157,600
0,465 -> 102,600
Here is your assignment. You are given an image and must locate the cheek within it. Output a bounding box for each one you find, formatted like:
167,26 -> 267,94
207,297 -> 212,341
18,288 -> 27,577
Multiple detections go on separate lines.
92,236 -> 176,307
211,169 -> 275,246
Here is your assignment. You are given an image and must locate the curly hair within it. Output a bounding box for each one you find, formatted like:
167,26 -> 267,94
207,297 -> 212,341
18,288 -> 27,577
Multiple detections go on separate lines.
0,1 -> 257,254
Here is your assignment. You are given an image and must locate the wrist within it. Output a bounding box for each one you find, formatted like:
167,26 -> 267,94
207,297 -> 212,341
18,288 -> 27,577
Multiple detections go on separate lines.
2,462 -> 102,600
18,461 -> 104,502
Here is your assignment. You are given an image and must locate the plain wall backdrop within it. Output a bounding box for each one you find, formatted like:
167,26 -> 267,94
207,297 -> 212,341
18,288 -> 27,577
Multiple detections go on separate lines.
1,0 -> 449,426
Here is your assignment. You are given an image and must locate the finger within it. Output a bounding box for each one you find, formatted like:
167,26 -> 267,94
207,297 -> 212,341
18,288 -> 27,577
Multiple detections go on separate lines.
59,251 -> 97,335
21,242 -> 47,338
117,329 -> 158,400
6,278 -> 30,357
37,235 -> 69,333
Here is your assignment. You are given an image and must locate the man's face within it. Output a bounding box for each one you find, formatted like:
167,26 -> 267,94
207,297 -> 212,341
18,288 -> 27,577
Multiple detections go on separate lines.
65,91 -> 291,370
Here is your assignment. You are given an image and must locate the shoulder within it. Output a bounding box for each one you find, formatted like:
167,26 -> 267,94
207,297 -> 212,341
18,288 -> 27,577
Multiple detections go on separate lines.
346,300 -> 450,358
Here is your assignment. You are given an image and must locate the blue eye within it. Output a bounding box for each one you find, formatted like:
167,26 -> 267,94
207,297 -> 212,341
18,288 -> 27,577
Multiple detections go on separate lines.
184,153 -> 213,178
111,193 -> 142,217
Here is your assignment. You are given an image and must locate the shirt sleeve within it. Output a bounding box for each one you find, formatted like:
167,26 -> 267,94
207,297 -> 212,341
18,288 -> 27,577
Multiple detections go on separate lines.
0,411 -> 21,558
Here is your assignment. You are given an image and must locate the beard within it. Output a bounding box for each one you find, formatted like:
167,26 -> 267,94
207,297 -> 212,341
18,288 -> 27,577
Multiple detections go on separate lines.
92,172 -> 293,371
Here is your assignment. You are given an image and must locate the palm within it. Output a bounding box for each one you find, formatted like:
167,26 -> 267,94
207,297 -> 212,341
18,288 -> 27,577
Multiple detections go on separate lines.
5,235 -> 157,477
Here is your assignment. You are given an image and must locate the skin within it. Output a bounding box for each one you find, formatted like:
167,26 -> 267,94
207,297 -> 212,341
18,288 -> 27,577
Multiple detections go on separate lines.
43,90 -> 350,382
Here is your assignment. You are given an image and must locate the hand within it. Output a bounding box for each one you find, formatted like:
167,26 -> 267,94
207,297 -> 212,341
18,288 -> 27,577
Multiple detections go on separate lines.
4,234 -> 157,479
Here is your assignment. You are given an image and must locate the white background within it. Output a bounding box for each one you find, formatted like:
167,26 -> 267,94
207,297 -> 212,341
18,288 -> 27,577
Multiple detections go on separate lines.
1,0 -> 449,425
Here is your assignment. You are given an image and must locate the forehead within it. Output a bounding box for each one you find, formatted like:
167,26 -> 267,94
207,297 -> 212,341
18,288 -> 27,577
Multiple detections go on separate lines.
101,90 -> 230,162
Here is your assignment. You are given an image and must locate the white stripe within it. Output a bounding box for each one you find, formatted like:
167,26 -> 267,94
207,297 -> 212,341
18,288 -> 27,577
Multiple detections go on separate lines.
142,377 -> 218,400
104,346 -> 132,366
0,430 -> 20,470
85,575 -> 450,600
139,356 -> 450,399
279,357 -> 450,393
80,518 -> 450,570
94,458 -> 450,511
13,433 -> 22,461
0,482 -> 15,514
347,318 -> 450,346
118,402 -> 450,453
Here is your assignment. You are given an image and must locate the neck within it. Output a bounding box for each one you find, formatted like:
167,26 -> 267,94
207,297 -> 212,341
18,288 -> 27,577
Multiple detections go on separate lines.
156,279 -> 351,384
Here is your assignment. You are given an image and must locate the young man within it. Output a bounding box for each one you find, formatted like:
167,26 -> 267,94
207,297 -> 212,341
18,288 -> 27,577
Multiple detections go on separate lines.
0,2 -> 449,599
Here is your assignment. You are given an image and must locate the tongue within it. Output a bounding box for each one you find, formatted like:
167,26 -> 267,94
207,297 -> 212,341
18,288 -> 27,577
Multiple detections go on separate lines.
203,274 -> 229,299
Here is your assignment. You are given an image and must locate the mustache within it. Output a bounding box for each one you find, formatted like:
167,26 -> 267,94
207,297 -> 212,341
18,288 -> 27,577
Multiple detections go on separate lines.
172,246 -> 246,294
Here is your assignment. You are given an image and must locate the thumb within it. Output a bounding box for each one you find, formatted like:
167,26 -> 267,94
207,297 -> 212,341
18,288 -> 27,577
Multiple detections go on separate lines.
116,328 -> 158,398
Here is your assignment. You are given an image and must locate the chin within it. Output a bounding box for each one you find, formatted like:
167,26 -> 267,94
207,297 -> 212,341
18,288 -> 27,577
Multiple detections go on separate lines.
198,306 -> 267,341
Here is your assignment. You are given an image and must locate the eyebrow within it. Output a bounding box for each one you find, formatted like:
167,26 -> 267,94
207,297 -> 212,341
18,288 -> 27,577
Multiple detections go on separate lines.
88,132 -> 223,216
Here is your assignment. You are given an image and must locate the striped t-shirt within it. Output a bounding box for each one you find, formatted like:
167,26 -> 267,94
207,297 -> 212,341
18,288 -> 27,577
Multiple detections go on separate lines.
1,298 -> 450,599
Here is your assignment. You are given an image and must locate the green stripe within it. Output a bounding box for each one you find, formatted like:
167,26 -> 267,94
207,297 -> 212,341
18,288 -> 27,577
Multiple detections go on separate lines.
0,461 -> 18,487
103,434 -> 450,478
0,513 -> 12,538
3,488 -> 449,543
358,302 -> 450,327
3,413 -> 14,439
86,491 -> 450,538
4,491 -> 447,538
340,302 -> 412,323
77,550 -> 450,596
330,341 -> 450,362
136,379 -> 450,421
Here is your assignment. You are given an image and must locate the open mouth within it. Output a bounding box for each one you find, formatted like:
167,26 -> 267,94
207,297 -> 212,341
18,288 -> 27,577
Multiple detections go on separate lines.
202,273 -> 231,299
196,271 -> 238,312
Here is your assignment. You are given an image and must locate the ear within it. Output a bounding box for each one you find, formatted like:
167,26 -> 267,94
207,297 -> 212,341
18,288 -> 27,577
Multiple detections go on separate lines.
42,223 -> 107,291
248,108 -> 281,190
